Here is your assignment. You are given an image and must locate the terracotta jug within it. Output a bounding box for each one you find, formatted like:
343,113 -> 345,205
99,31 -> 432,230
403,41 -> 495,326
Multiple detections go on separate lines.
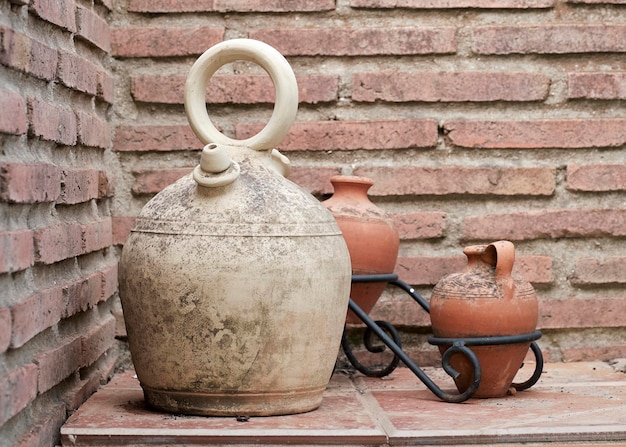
323,176 -> 399,323
429,240 -> 538,398
118,39 -> 352,416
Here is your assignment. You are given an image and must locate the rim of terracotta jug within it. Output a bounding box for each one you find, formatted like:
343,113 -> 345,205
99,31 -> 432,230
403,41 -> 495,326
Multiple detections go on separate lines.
184,38 -> 298,151
330,175 -> 374,186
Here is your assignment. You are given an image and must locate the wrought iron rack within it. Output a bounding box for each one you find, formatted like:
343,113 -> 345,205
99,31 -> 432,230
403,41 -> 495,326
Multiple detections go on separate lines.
341,273 -> 544,403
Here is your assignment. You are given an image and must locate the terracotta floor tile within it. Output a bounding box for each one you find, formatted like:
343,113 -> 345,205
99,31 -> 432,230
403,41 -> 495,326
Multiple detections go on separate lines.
61,371 -> 386,446
363,364 -> 626,445
61,362 -> 626,447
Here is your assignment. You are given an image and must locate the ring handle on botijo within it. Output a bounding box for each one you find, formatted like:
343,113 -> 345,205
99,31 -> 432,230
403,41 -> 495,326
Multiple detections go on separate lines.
184,39 -> 298,187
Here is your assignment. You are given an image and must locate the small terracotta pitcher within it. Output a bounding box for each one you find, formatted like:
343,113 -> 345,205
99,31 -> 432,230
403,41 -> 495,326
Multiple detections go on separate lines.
429,240 -> 538,398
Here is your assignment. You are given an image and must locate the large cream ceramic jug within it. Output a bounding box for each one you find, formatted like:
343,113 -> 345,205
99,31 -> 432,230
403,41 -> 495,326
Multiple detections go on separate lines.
118,39 -> 352,416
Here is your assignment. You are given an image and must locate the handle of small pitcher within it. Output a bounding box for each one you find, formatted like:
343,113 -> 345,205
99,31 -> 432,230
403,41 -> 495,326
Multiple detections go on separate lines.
184,38 -> 298,151
489,240 -> 515,285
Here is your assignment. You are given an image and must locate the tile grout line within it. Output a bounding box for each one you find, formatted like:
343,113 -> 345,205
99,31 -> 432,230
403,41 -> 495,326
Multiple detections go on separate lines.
351,379 -> 396,445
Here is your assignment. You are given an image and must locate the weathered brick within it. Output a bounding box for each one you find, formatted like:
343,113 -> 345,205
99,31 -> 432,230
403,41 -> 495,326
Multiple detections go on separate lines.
11,287 -> 64,348
566,0 -> 626,4
130,74 -> 192,104
128,0 -> 217,11
113,125 -> 204,152
567,164 -> 626,192
562,345 -> 626,363
352,166 -> 555,196
77,110 -> 110,148
444,119 -> 626,149
97,340 -> 118,381
80,315 -> 116,367
13,404 -> 65,447
0,89 -> 27,135
32,218 -> 109,265
568,72 -> 626,100
0,307 -> 11,353
101,264 -> 119,300
28,34 -> 58,81
0,27 -> 57,81
35,336 -> 82,393
98,170 -> 113,198
287,166 -> 343,195
128,0 -> 335,12
31,0 -> 77,32
34,222 -> 84,264
64,272 -> 104,317
0,363 -> 38,425
0,163 -> 62,203
111,26 -> 224,57
218,0 -> 335,10
82,218 -> 113,254
63,353 -> 116,411
63,370 -> 103,412
28,97 -> 77,145
132,168 -> 192,194
131,74 -> 338,104
539,297 -> 626,329
76,5 -> 111,52
571,256 -> 626,285
249,27 -> 457,56
472,24 -> 626,54
463,208 -> 626,241
238,120 -> 439,151
59,168 -> 102,204
353,71 -> 550,102
0,27 -> 26,69
296,74 -> 339,104
111,216 -> 136,245
395,254 -> 552,286
396,255 -> 464,286
97,69 -> 115,104
392,212 -> 447,240
0,230 -> 34,273
351,0 -> 554,7
516,256 -> 554,285
58,50 -> 100,96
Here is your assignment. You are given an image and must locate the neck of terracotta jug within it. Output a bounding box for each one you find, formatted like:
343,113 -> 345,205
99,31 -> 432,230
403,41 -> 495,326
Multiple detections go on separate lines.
330,176 -> 373,197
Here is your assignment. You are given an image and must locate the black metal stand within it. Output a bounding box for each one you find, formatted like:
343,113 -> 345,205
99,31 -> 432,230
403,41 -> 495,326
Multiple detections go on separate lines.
341,273 -> 544,403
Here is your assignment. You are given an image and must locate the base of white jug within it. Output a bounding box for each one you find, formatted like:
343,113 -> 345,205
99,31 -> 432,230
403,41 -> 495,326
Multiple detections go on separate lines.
141,385 -> 325,417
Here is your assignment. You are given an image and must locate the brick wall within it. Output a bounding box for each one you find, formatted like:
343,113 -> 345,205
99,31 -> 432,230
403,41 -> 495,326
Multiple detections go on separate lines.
0,0 -> 117,445
110,0 -> 626,366
1,0 -> 625,443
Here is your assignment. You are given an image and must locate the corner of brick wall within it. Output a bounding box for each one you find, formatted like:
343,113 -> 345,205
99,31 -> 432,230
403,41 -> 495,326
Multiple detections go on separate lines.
0,0 -> 117,445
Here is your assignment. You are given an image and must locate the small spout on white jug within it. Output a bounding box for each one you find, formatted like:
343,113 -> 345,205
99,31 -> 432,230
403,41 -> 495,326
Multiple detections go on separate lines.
200,143 -> 231,173
193,143 -> 241,187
